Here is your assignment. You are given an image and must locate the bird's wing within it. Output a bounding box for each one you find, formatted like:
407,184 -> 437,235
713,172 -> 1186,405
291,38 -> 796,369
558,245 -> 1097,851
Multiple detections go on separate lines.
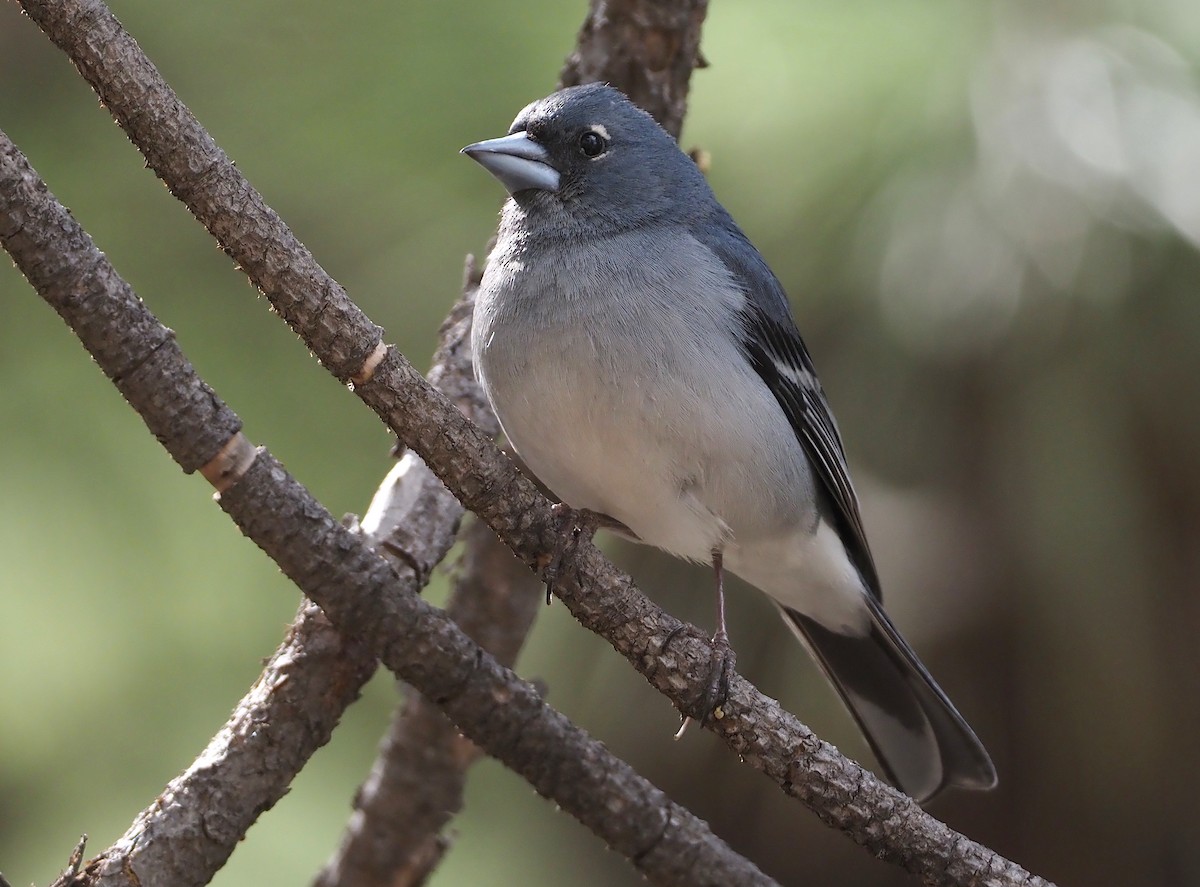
697,222 -> 882,599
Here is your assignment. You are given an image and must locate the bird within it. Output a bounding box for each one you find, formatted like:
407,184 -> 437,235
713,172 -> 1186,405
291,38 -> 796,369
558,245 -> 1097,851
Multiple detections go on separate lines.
461,82 -> 997,803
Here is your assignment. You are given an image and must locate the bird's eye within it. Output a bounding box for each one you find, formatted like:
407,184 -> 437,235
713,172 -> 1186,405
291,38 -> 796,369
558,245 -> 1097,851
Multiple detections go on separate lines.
578,130 -> 607,158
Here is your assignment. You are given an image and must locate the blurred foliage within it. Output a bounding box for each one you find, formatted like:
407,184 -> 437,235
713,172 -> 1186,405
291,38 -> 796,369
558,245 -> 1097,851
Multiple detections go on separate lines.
3,1 -> 1200,885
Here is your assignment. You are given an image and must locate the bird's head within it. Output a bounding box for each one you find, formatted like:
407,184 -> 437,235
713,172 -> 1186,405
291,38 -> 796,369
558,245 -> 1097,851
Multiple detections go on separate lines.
462,83 -> 708,235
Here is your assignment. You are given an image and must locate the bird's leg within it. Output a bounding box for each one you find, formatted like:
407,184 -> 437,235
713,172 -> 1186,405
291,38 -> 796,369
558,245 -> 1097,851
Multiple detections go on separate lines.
674,548 -> 737,739
712,548 -> 730,651
541,504 -> 624,604
703,548 -> 737,718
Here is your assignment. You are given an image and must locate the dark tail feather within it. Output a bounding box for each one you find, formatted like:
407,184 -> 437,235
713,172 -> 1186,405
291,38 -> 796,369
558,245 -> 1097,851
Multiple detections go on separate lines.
779,599 -> 996,803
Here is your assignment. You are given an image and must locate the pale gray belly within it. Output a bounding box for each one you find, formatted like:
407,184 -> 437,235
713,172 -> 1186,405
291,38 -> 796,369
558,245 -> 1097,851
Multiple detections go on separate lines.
475,304 -> 816,562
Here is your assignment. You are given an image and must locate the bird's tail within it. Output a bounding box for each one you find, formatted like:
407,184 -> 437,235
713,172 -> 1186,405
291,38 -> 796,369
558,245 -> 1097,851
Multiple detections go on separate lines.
778,598 -> 997,803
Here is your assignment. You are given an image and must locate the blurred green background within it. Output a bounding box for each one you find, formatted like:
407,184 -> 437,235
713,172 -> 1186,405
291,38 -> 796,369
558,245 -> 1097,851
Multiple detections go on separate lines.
3,0 -> 1200,884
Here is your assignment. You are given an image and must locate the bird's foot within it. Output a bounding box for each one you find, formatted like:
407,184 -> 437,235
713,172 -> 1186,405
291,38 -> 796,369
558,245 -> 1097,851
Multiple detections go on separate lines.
540,504 -> 611,605
702,628 -> 736,720
670,628 -> 737,740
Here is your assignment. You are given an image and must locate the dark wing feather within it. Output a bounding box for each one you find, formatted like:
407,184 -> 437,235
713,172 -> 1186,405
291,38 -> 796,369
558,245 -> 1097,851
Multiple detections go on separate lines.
696,221 -> 882,599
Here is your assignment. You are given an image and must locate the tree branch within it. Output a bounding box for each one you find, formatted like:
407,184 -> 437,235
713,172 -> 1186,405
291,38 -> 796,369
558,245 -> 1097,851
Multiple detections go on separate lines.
558,0 -> 710,140
70,600 -> 376,886
11,0 -> 1054,883
0,128 -> 777,887
313,520 -> 540,887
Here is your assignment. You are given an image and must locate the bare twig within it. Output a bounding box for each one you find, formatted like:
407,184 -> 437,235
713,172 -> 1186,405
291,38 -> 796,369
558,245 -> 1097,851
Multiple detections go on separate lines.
0,128 -> 778,887
67,602 -> 376,887
559,0 -> 710,140
46,837 -> 87,887
9,1 -> 1056,884
314,521 -> 540,887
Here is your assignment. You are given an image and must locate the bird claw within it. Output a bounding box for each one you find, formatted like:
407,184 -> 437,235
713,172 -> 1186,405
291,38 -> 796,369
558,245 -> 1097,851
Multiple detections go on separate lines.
666,627 -> 737,739
541,504 -> 605,604
698,629 -> 736,724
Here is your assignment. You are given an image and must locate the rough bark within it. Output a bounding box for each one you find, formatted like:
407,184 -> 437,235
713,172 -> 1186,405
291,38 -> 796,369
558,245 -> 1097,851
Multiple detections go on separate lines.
313,521 -> 540,887
559,0 -> 709,140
